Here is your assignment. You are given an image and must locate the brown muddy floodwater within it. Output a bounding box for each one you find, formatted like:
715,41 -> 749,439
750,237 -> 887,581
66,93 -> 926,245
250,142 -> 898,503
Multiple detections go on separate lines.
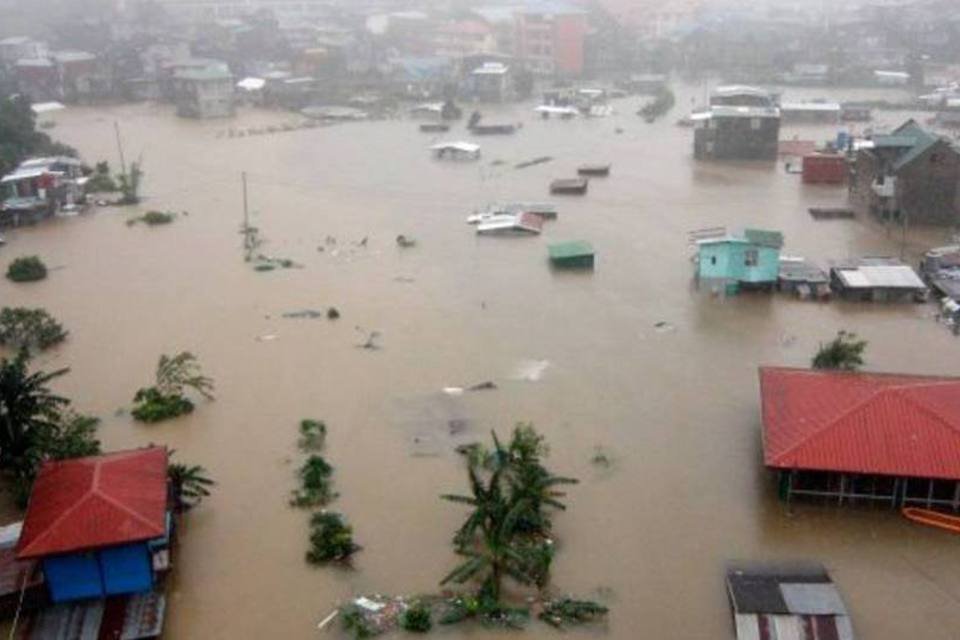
2,84 -> 960,639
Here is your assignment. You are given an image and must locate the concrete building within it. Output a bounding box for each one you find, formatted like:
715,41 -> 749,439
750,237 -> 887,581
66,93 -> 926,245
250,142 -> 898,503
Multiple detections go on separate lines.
172,64 -> 235,118
0,36 -> 46,67
466,61 -> 513,102
434,19 -> 496,59
850,119 -> 960,225
514,2 -> 587,76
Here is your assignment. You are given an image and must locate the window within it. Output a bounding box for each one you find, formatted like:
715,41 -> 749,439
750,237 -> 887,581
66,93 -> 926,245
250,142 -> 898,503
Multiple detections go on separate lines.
744,249 -> 759,267
710,256 -> 717,265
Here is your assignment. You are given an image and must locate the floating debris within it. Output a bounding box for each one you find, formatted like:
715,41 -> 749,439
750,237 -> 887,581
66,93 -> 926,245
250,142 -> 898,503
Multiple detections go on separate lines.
327,307 -> 340,320
515,156 -> 553,170
590,446 -> 613,468
396,234 -> 417,248
510,359 -> 550,382
356,329 -> 381,350
282,309 -> 324,319
256,334 -> 277,342
653,321 -> 676,333
538,598 -> 609,628
467,381 -> 497,391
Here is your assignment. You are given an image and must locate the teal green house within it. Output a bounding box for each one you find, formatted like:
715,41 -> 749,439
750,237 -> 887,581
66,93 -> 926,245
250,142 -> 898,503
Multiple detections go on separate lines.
696,229 -> 783,293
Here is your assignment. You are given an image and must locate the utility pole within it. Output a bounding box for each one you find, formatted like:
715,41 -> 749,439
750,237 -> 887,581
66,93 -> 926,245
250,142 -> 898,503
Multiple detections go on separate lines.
114,121 -> 127,178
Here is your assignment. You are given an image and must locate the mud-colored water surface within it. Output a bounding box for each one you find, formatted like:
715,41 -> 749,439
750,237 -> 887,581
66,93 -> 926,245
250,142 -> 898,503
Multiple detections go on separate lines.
2,85 -> 960,639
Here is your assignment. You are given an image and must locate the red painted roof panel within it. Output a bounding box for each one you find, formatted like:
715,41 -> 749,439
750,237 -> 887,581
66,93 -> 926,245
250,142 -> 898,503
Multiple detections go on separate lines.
760,367 -> 960,479
16,448 -> 169,559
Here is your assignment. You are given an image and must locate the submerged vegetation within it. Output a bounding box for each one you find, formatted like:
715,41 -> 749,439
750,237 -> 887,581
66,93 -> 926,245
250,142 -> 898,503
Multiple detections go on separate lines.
0,307 -> 67,352
0,94 -> 76,177
6,256 -> 48,283
812,330 -> 867,371
117,160 -> 144,205
290,454 -> 336,507
639,87 -> 676,122
168,457 -> 216,512
0,349 -> 100,505
127,210 -> 177,226
298,419 -> 326,451
132,351 -> 214,422
306,511 -> 359,564
84,161 -> 118,193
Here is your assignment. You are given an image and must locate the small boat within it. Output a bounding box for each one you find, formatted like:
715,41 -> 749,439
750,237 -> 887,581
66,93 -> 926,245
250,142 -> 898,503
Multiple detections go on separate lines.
902,507 -> 960,533
577,164 -> 611,177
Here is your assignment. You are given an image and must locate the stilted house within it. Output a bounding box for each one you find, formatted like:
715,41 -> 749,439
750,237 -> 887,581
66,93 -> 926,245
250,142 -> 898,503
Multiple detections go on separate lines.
695,228 -> 784,295
16,448 -> 172,603
850,119 -> 960,225
760,367 -> 960,510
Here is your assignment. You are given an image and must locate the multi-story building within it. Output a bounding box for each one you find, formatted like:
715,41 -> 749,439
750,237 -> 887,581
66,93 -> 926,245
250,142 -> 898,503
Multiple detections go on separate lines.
514,2 -> 587,76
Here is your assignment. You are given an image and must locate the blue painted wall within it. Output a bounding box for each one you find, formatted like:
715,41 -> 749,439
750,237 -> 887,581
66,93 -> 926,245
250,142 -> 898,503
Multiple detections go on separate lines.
698,240 -> 780,284
42,543 -> 154,603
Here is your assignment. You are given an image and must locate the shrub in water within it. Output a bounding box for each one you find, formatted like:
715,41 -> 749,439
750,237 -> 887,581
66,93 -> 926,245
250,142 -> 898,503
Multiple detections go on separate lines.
401,603 -> 432,633
306,511 -> 359,564
290,455 -> 336,508
298,419 -> 326,451
6,256 -> 47,283
131,387 -> 194,423
0,307 -> 67,351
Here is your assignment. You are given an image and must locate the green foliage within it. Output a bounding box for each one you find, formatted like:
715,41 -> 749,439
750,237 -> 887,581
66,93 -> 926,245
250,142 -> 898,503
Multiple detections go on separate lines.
306,511 -> 359,564
539,598 -> 609,628
290,455 -> 336,508
438,594 -> 528,629
0,348 -> 70,470
84,161 -> 118,193
0,307 -> 68,352
400,603 -> 432,633
156,351 -> 215,399
341,605 -> 377,639
442,425 -> 578,605
168,457 -> 215,512
639,88 -> 676,121
0,94 -> 77,178
298,419 -> 326,451
812,330 -> 867,371
6,256 -> 48,283
131,387 -> 194,422
127,210 -> 175,226
116,160 -> 144,205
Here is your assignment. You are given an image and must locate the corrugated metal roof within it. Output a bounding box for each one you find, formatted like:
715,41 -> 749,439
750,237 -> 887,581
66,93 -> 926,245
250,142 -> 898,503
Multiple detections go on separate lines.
835,265 -> 925,289
760,367 -> 960,478
17,448 -> 168,559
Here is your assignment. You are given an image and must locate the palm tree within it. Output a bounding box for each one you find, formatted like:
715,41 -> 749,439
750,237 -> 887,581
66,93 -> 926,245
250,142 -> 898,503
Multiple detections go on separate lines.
0,348 -> 69,471
812,330 -> 867,371
168,461 -> 215,512
503,425 -> 578,535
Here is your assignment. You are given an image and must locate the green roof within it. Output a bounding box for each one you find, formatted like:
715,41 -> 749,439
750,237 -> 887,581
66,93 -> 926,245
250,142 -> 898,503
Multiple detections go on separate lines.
893,135 -> 943,172
548,241 -> 594,260
871,135 -> 918,149
174,67 -> 233,81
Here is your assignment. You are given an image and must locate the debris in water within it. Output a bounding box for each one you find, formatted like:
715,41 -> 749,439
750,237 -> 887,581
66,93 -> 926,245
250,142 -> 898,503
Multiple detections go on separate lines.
356,328 -> 381,350
448,418 -> 469,435
653,321 -> 675,333
282,309 -> 324,319
442,387 -> 464,396
394,276 -> 416,283
396,234 -> 417,248
256,334 -> 278,342
591,446 -> 613,469
357,237 -> 368,247
515,156 -> 553,170
467,381 -> 497,391
327,307 -> 340,320
510,359 -> 551,382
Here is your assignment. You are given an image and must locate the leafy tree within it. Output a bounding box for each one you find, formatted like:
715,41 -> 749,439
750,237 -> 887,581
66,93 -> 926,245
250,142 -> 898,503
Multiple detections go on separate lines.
0,307 -> 68,352
306,511 -> 359,564
0,349 -> 69,469
168,458 -> 215,512
6,256 -> 48,283
0,95 -> 77,178
13,412 -> 101,506
132,352 -> 214,423
290,455 -> 336,508
400,602 -> 432,633
812,330 -> 867,371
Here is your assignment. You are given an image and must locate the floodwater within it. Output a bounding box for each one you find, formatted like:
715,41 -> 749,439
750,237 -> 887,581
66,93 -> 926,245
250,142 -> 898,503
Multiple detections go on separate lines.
3,84 -> 960,639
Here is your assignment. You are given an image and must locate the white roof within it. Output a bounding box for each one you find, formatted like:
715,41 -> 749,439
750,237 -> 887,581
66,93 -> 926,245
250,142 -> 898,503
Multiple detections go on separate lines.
780,102 -> 841,112
411,102 -> 444,113
1,168 -> 46,183
236,77 -> 265,91
836,265 -> 925,289
30,101 -> 65,113
535,105 -> 579,116
431,141 -> 480,153
472,63 -> 508,75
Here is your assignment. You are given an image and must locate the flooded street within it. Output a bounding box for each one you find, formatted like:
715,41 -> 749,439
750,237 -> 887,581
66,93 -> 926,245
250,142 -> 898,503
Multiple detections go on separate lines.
2,85 -> 960,639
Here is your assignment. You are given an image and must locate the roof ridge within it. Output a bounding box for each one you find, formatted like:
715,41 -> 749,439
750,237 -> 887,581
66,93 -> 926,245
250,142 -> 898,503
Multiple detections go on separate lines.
889,385 -> 960,436
21,490 -> 93,556
91,486 -> 164,535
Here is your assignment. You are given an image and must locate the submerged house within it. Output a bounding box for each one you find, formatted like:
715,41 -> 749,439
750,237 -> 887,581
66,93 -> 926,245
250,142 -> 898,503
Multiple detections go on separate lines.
850,119 -> 960,225
695,228 -> 784,294
829,257 -> 928,302
172,64 -> 235,118
760,367 -> 960,510
694,86 -> 781,160
1,156 -> 85,226
16,448 -> 172,604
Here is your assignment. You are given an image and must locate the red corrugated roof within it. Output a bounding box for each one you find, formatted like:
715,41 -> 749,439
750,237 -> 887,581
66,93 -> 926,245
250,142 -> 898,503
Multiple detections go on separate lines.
16,448 -> 168,559
760,367 -> 960,479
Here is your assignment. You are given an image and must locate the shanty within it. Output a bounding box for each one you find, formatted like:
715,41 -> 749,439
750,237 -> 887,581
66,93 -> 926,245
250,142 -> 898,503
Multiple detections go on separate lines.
726,562 -> 854,640
829,257 -> 928,302
760,367 -> 960,510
